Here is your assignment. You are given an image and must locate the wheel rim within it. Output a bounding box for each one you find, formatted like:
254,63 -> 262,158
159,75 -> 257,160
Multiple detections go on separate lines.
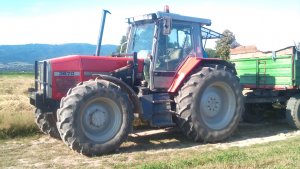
199,81 -> 236,130
81,97 -> 122,143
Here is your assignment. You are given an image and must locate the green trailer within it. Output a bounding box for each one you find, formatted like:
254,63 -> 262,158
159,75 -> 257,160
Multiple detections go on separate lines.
230,46 -> 300,127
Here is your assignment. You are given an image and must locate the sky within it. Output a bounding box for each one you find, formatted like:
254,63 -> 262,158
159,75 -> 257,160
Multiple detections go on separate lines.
0,0 -> 299,51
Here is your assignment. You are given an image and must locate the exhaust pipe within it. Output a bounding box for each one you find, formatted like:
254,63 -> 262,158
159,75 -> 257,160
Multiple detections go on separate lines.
95,9 -> 111,56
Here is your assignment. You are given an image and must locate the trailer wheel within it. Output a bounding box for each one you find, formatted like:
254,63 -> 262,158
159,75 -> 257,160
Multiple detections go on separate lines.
286,96 -> 300,129
175,66 -> 244,142
56,80 -> 133,156
35,109 -> 61,139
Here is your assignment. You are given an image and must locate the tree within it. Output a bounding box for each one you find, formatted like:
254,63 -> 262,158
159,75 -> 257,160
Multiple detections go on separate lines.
215,29 -> 237,60
117,35 -> 127,53
205,48 -> 217,58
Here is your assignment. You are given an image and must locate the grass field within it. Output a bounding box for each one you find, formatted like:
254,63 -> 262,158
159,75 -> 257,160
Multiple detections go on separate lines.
0,74 -> 38,139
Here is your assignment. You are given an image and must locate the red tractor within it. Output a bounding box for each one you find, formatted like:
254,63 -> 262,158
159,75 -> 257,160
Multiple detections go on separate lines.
29,7 -> 244,156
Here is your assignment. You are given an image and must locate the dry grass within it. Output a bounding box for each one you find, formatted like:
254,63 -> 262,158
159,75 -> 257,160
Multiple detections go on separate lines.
0,74 -> 38,138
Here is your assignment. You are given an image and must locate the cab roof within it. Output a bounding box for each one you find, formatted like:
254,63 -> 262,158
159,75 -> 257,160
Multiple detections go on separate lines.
127,11 -> 211,26
156,11 -> 211,26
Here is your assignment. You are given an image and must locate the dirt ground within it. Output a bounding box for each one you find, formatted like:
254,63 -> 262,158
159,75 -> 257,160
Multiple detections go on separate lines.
1,119 -> 300,168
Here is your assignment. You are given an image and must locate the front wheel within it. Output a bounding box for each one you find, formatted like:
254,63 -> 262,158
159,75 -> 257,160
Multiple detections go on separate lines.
175,66 -> 244,142
35,109 -> 61,139
56,80 -> 133,156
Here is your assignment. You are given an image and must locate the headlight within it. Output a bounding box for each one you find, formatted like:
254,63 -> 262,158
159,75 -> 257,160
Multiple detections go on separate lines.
37,61 -> 52,98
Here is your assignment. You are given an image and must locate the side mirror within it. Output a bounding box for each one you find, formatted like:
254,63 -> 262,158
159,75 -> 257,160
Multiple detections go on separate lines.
163,16 -> 172,35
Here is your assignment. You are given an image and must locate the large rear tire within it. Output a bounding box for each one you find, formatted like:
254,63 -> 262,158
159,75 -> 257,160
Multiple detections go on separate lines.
56,80 -> 133,156
175,66 -> 244,142
35,109 -> 61,139
286,95 -> 300,129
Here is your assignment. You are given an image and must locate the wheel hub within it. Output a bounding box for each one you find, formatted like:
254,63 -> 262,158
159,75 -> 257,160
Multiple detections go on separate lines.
81,97 -> 122,143
199,82 -> 236,130
89,109 -> 107,128
204,94 -> 221,117
84,105 -> 109,131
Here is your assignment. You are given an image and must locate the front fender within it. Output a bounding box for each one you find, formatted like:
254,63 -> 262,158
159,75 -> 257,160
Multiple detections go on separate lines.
97,75 -> 142,116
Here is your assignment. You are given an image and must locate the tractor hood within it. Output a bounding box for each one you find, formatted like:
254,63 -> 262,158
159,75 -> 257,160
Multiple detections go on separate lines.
46,55 -> 144,100
49,55 -> 144,75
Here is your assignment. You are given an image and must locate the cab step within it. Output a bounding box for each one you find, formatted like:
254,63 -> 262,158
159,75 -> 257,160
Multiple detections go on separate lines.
140,93 -> 176,127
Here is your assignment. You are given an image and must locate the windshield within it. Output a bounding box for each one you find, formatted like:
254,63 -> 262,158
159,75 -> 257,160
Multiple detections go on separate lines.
128,23 -> 155,55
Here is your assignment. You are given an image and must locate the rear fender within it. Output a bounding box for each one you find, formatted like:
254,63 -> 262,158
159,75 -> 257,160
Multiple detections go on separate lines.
168,57 -> 202,93
168,57 -> 236,93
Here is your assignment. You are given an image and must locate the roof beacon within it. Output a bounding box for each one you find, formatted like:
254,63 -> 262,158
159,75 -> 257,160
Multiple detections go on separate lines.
164,5 -> 170,13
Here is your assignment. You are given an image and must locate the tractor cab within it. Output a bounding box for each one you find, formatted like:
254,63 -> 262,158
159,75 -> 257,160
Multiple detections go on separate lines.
124,8 -> 222,90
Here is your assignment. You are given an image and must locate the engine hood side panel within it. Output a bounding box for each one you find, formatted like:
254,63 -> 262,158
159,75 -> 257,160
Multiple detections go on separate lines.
49,55 -> 144,100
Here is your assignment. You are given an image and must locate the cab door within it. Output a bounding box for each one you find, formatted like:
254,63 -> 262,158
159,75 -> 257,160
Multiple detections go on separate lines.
150,21 -> 195,90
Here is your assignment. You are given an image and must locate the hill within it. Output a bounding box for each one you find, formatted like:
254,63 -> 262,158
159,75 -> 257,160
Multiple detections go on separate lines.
0,43 -> 117,72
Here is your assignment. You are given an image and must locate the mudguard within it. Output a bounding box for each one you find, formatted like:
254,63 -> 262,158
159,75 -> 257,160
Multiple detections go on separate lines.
168,57 -> 235,93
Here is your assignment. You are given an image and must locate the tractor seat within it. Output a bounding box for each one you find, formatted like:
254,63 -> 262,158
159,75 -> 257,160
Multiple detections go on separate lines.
165,48 -> 183,70
166,48 -> 183,61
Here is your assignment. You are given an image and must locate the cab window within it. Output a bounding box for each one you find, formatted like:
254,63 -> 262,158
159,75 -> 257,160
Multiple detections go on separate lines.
155,23 -> 193,71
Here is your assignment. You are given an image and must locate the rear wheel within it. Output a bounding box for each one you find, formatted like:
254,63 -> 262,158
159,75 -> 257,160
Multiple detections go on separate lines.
35,109 -> 61,139
175,66 -> 244,142
286,95 -> 300,129
56,80 -> 133,156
